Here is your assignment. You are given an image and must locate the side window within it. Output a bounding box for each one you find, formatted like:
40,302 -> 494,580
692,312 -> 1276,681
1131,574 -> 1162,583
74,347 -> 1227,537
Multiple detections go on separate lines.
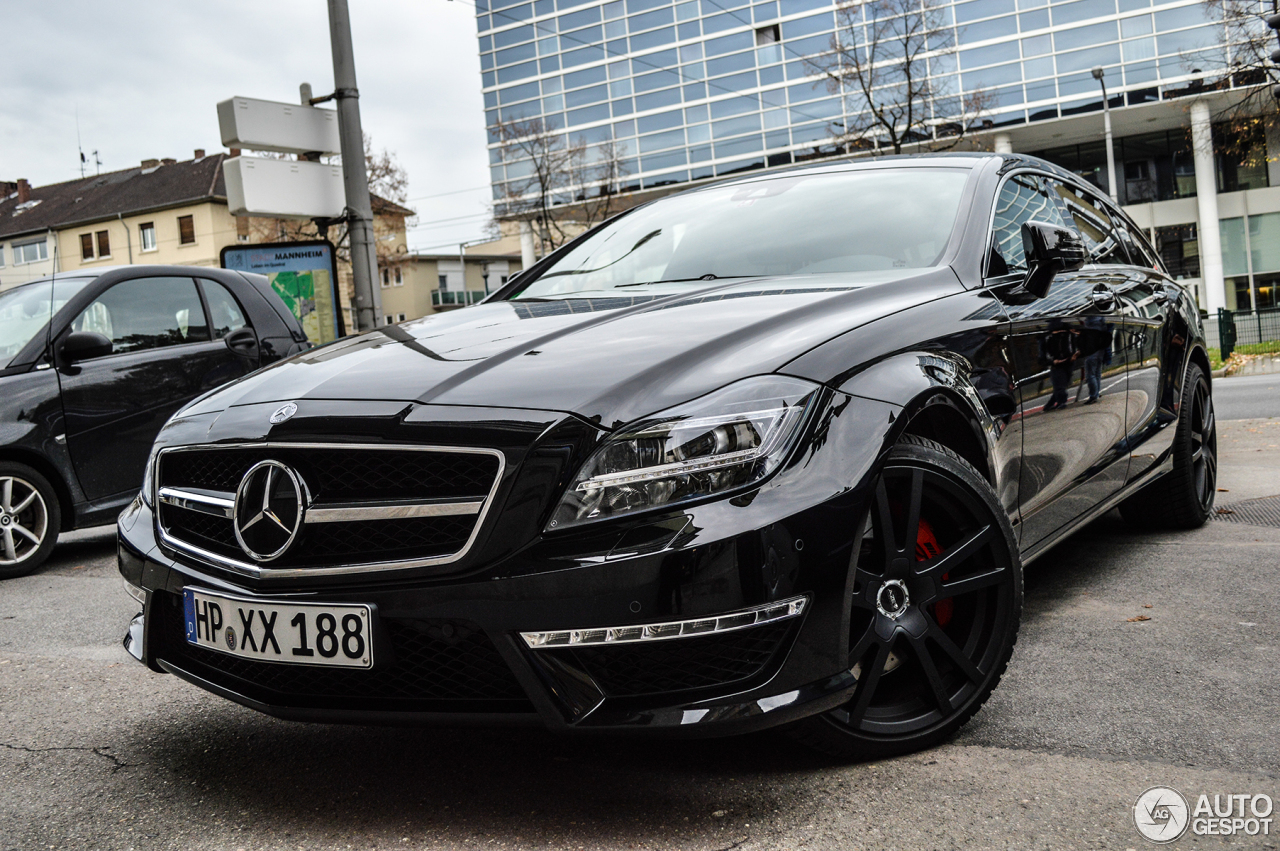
1121,223 -> 1162,271
199,280 -> 250,339
71,277 -> 210,354
989,174 -> 1070,276
1047,180 -> 1129,266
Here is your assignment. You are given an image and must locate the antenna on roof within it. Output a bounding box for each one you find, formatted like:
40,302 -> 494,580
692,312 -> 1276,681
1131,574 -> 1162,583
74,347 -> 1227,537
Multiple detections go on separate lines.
92,151 -> 102,176
76,106 -> 86,178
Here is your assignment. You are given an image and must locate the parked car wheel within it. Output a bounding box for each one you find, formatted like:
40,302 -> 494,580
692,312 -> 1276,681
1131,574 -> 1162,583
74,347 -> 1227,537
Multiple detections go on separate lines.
0,462 -> 61,579
785,436 -> 1022,759
1119,362 -> 1216,529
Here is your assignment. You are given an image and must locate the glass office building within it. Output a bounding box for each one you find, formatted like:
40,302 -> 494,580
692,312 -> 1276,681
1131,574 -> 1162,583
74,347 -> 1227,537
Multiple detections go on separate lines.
473,0 -> 1280,315
478,0 -> 1238,197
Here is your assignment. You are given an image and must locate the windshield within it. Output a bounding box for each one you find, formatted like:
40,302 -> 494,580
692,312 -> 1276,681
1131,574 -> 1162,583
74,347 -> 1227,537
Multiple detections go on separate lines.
0,278 -> 94,368
510,167 -> 971,300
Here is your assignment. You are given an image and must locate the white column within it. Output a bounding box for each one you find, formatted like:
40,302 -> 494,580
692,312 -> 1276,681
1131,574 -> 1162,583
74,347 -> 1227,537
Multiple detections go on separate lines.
1265,115 -> 1280,190
993,132 -> 1012,154
1190,100 -> 1225,313
519,220 -> 537,268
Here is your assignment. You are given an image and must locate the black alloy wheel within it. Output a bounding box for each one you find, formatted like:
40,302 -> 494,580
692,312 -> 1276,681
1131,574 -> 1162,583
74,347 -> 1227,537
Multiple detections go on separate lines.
786,436 -> 1022,759
1119,362 -> 1216,529
0,461 -> 62,580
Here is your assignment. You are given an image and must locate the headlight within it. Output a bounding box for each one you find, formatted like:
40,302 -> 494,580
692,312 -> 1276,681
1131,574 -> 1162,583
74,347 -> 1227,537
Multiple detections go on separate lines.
548,376 -> 821,529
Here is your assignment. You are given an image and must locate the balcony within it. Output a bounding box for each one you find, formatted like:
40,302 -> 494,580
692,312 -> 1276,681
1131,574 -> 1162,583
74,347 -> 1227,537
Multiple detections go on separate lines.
432,289 -> 486,309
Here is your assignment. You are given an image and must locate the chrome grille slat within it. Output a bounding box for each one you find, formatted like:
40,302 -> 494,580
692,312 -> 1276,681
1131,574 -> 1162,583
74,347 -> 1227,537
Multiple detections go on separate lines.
155,443 -> 505,579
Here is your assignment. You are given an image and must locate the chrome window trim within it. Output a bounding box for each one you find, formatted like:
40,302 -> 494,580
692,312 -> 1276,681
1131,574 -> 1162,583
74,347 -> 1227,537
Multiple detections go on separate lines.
154,442 -> 506,579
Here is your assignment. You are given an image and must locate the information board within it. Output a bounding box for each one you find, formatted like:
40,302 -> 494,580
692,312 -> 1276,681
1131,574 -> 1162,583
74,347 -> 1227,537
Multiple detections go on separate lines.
221,241 -> 343,344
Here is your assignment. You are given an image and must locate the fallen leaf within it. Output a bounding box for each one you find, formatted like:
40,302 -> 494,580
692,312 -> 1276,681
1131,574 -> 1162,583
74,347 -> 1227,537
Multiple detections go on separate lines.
1127,615 -> 1152,622
1218,488 -> 1230,492
1217,508 -> 1235,515
712,811 -> 728,819
1143,604 -> 1153,608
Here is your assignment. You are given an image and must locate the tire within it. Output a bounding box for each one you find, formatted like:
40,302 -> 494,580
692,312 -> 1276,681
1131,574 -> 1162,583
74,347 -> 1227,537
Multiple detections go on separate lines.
784,435 -> 1023,760
0,462 -> 62,580
1118,362 -> 1216,530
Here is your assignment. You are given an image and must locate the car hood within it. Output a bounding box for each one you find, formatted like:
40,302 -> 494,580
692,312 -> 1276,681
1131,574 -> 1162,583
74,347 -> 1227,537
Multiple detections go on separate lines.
183,269 -> 962,428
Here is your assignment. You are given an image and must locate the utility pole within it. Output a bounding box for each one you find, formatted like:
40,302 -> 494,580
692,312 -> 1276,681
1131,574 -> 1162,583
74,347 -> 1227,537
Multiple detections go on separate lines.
1091,67 -> 1118,203
326,0 -> 382,331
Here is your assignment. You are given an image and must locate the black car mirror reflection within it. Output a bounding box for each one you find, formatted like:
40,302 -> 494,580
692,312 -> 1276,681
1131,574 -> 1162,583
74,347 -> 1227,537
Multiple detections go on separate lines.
58,331 -> 113,364
1021,221 -> 1087,300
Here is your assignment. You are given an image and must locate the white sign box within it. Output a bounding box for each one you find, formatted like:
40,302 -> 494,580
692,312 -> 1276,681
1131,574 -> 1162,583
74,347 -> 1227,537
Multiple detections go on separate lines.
224,157 -> 345,219
218,96 -> 341,156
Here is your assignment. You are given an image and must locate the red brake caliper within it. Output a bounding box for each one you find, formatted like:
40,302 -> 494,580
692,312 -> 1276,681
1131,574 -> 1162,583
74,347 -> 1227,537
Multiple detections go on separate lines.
915,518 -> 953,627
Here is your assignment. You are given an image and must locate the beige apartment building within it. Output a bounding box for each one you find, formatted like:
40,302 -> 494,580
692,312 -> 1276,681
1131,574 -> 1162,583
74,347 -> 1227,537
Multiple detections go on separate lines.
379,248 -> 523,325
1,154 -> 415,334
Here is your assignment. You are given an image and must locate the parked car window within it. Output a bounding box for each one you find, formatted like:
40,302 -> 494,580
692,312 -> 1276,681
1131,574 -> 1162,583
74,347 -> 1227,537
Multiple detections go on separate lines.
70,277 -> 210,354
511,168 -> 972,298
0,277 -> 93,367
1119,223 -> 1162,271
988,173 -> 1071,276
200,280 -> 249,339
1046,180 -> 1129,266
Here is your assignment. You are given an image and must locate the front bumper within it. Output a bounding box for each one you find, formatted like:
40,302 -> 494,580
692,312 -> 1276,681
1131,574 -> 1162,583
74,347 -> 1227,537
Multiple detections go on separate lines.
117,393 -> 900,735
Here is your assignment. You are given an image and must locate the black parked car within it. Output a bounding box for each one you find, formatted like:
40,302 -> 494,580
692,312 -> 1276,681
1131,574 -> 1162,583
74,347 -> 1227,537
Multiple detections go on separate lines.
118,155 -> 1216,758
0,265 -> 309,578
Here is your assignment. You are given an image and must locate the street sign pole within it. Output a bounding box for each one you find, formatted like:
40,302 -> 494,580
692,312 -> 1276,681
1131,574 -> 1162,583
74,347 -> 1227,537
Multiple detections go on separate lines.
326,0 -> 382,331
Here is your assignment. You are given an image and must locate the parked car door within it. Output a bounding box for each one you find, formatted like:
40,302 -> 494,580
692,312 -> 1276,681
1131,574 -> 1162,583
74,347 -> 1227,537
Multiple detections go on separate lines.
189,277 -> 260,394
56,276 -> 212,503
988,172 -> 1132,549
1109,219 -> 1185,483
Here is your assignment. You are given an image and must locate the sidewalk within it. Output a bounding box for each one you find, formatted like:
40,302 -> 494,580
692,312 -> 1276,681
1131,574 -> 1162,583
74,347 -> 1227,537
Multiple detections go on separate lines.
1215,417 -> 1280,503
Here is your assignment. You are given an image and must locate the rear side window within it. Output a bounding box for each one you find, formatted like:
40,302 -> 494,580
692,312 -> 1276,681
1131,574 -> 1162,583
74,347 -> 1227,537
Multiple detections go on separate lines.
989,174 -> 1070,276
71,277 -> 210,354
199,280 -> 250,339
1046,180 -> 1129,266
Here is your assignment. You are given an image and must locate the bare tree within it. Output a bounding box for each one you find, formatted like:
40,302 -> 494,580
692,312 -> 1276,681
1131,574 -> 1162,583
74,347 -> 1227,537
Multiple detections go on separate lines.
493,117 -> 630,254
806,0 -> 990,155
1200,0 -> 1280,167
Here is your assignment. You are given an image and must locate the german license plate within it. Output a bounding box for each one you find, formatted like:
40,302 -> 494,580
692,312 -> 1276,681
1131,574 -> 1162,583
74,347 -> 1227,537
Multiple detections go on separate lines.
182,588 -> 373,669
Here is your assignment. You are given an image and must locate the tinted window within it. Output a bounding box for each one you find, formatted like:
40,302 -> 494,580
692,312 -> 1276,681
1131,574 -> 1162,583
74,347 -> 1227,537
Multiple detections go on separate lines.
989,173 -> 1070,276
200,280 -> 249,339
512,168 -> 972,298
0,278 -> 93,368
1047,180 -> 1129,266
71,277 -> 210,354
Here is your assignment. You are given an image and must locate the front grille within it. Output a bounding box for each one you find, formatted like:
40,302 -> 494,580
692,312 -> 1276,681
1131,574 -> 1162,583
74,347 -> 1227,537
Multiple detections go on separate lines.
557,619 -> 794,697
153,593 -> 532,711
160,447 -> 499,502
156,444 -> 501,571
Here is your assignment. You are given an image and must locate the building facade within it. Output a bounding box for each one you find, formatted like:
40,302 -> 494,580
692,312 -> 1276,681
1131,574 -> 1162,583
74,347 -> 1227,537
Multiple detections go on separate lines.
380,251 -> 523,324
475,0 -> 1280,315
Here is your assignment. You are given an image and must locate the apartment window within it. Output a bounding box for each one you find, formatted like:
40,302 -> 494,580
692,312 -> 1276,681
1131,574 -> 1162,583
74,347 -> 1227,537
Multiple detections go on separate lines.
381,268 -> 390,287
438,274 -> 448,288
139,222 -> 156,252
397,313 -> 407,322
15,240 -> 48,264
0,244 -> 5,268
394,267 -> 403,286
95,230 -> 111,259
384,314 -> 395,325
80,233 -> 95,261
177,215 -> 195,245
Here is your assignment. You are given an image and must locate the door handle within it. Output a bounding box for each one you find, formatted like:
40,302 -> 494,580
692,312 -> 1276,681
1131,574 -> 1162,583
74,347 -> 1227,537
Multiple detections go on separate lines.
1090,286 -> 1116,311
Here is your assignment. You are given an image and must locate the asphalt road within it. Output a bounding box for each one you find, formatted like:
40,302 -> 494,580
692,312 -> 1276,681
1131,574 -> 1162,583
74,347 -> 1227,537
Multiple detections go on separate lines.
1213,373 -> 1280,421
2,421 -> 1278,850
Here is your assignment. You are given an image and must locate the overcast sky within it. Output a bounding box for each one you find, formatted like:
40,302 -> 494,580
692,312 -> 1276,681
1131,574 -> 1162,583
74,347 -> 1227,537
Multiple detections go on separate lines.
0,0 -> 492,253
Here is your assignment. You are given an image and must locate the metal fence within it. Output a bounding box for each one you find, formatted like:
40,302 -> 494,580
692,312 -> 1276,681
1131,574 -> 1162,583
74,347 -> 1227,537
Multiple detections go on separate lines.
1218,307 -> 1280,361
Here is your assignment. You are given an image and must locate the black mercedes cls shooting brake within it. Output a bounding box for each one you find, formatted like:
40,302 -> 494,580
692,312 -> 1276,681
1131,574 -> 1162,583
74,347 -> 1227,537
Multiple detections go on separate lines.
0,265 -> 309,578
118,154 -> 1216,757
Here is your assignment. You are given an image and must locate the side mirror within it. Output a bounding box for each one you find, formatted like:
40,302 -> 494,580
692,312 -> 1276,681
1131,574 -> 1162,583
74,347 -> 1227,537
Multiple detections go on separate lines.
1021,221 -> 1087,299
224,326 -> 260,361
59,331 -> 113,363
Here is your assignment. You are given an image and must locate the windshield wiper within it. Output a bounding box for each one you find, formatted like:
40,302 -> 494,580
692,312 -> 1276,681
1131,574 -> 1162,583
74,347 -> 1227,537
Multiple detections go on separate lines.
616,274 -> 750,288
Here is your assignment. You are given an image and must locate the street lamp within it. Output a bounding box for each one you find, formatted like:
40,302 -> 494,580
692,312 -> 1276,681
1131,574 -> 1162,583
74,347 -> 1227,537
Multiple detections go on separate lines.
1091,66 -> 1119,203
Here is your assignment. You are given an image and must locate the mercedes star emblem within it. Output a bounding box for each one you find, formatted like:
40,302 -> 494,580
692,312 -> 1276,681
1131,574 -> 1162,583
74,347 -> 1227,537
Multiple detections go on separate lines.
232,460 -> 306,561
269,402 -> 299,424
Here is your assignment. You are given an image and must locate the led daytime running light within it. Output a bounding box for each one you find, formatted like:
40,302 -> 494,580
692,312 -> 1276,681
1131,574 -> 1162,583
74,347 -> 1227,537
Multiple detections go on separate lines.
520,595 -> 808,648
